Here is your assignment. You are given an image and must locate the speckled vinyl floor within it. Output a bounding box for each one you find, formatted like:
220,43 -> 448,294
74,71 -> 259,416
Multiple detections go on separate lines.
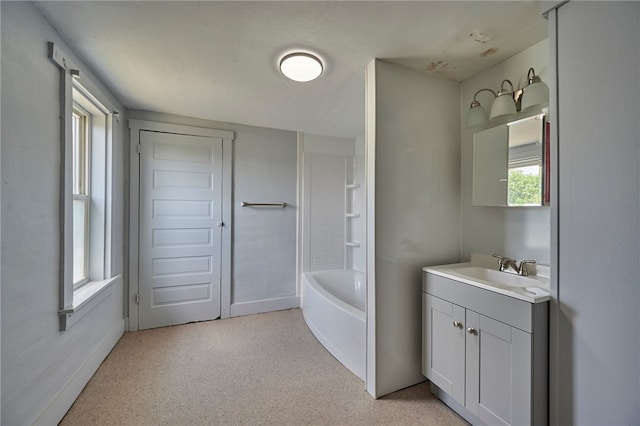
60,309 -> 467,426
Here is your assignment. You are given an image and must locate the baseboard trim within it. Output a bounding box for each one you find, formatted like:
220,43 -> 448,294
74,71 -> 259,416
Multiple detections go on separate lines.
35,319 -> 125,425
230,296 -> 300,317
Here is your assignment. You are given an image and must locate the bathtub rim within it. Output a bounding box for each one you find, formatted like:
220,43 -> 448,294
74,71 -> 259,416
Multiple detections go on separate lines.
301,269 -> 366,381
302,269 -> 365,321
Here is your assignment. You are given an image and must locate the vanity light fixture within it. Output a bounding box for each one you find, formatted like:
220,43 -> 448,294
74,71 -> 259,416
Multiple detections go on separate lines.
465,88 -> 496,128
521,67 -> 549,111
279,52 -> 323,82
489,79 -> 517,121
465,67 -> 549,129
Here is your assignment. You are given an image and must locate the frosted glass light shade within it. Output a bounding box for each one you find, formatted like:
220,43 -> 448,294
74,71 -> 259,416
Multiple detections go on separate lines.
279,52 -> 323,82
521,80 -> 549,111
489,92 -> 517,120
466,103 -> 489,128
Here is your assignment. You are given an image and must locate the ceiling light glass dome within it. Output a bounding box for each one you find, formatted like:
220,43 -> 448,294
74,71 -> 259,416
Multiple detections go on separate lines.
279,52 -> 323,82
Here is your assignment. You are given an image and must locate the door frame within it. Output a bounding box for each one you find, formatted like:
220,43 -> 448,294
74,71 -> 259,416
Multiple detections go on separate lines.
128,120 -> 234,331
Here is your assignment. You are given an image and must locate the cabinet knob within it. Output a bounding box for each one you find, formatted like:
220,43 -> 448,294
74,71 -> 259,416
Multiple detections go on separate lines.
467,328 -> 478,335
453,321 -> 463,329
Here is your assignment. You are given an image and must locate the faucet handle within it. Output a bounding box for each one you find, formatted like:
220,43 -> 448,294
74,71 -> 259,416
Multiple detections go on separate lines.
492,253 -> 507,263
492,254 -> 511,271
518,260 -> 537,276
492,253 -> 508,264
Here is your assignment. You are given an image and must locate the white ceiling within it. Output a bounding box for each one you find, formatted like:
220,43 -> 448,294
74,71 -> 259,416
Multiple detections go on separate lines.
35,1 -> 548,139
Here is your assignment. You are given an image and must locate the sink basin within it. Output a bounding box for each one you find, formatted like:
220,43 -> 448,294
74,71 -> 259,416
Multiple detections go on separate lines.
424,256 -> 551,303
455,267 -> 549,290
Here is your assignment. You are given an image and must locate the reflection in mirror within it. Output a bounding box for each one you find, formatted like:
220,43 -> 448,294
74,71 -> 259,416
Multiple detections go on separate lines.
472,114 -> 547,207
507,115 -> 544,206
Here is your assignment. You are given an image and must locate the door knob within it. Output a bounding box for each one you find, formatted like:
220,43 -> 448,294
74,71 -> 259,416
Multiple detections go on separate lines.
453,321 -> 463,329
467,328 -> 478,335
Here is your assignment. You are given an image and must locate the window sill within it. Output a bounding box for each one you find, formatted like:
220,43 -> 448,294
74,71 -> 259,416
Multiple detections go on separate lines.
59,275 -> 121,331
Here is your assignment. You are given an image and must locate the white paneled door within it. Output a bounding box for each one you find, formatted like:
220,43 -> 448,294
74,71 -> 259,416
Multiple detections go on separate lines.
138,130 -> 223,330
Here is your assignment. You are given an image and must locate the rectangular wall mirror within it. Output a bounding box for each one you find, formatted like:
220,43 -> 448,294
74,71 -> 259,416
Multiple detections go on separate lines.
472,113 -> 548,207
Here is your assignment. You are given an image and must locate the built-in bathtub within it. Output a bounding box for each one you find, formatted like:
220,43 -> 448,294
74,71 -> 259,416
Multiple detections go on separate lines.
301,269 -> 365,380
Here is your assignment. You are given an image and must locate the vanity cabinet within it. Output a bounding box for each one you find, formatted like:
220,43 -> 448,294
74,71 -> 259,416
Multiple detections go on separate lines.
422,272 -> 548,426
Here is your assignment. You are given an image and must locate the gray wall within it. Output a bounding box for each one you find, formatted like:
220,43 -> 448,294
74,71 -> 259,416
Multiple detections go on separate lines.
552,2 -> 640,424
128,111 -> 298,317
366,60 -> 461,397
460,40 -> 551,264
1,2 -> 126,424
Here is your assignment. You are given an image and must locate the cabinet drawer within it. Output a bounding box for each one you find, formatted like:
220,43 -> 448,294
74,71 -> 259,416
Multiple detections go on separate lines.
423,272 -> 547,333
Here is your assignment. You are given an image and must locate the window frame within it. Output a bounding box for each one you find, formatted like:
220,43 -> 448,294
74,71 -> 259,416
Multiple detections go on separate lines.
49,42 -> 121,331
72,104 -> 91,288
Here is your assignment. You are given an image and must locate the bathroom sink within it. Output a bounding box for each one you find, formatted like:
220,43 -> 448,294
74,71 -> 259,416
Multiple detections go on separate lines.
451,266 -> 550,299
423,255 -> 551,303
455,267 -> 546,289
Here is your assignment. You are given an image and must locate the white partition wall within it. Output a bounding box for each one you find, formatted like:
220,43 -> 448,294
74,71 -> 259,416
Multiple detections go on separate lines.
365,60 -> 461,398
549,2 -> 640,424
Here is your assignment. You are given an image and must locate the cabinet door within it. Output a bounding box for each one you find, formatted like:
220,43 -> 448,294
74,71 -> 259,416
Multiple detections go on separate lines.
466,311 -> 532,426
423,294 -> 466,405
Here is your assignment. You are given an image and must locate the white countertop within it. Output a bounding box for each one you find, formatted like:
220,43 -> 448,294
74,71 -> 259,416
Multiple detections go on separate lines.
423,255 -> 551,303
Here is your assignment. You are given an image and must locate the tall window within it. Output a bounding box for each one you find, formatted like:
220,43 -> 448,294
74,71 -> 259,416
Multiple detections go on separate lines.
72,106 -> 91,286
70,84 -> 110,290
50,42 -> 119,331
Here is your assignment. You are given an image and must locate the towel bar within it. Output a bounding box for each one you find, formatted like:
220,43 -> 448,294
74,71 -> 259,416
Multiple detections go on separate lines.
240,202 -> 287,208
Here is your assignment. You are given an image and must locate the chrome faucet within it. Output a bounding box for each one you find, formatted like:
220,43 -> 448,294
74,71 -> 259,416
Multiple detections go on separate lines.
518,260 -> 537,276
493,254 -> 519,274
493,254 -> 536,276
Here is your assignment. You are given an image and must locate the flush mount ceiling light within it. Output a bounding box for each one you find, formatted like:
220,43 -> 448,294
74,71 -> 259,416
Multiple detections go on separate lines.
279,52 -> 323,82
